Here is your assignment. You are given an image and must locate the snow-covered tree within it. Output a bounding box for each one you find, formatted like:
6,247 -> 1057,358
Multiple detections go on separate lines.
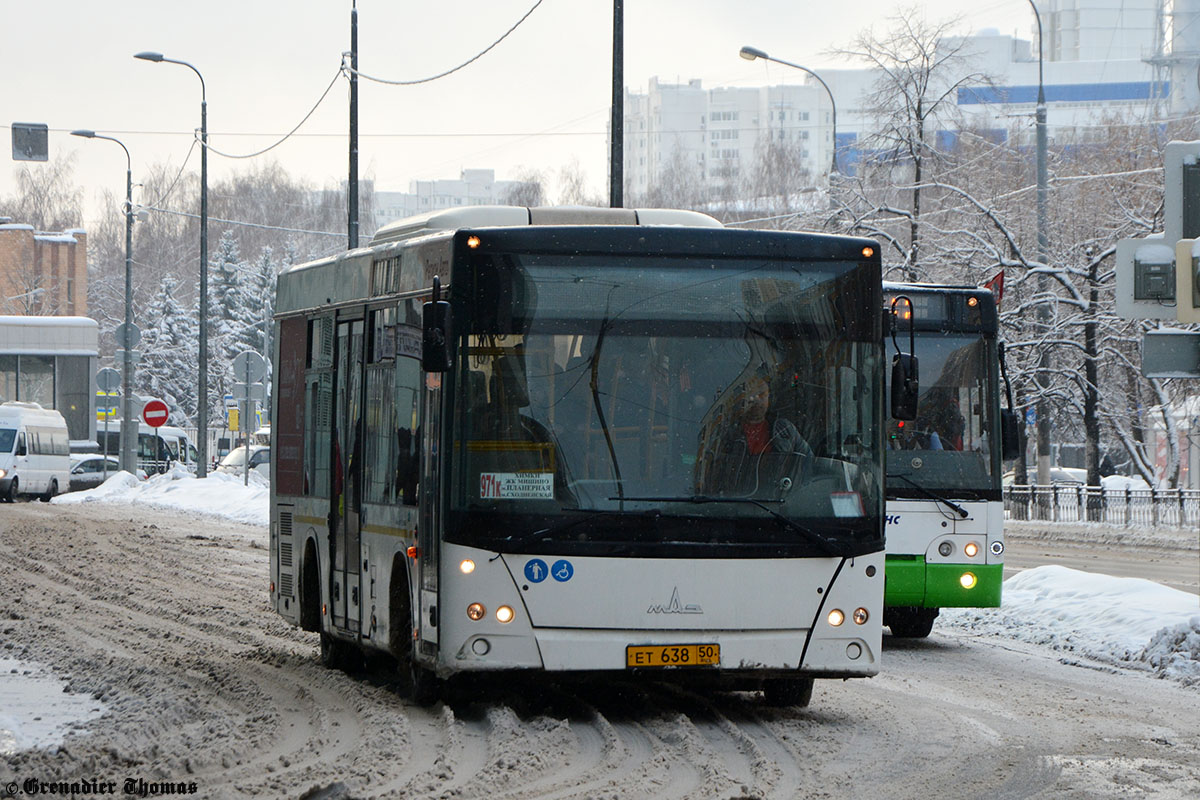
136,273 -> 198,426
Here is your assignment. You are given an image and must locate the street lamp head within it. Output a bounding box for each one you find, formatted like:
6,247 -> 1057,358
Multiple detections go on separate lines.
739,46 -> 768,62
70,129 -> 97,139
133,51 -> 164,62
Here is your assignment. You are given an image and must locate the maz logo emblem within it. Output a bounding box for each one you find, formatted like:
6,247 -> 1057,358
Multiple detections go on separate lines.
647,586 -> 703,614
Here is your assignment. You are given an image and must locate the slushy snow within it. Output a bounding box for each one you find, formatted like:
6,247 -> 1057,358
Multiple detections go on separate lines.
50,470 -> 1200,686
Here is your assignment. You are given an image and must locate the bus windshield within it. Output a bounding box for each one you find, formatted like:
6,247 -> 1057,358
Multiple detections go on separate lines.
448,253 -> 882,557
0,428 -> 14,454
886,332 -> 1000,494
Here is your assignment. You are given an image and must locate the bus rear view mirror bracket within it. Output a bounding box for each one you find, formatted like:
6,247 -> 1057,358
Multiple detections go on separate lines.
889,295 -> 919,420
423,276 -> 453,373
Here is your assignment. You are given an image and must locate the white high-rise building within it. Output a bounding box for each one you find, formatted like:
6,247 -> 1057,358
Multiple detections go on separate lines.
621,78 -> 833,198
374,169 -> 537,231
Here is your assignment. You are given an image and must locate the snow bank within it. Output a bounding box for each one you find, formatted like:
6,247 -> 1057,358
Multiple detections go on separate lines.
52,465 -> 268,526
942,565 -> 1200,686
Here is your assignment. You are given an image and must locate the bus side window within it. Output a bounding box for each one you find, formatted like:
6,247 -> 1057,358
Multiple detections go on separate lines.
15,432 -> 25,457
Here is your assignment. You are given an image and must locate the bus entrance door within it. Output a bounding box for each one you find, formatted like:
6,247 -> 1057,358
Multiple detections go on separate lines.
332,318 -> 364,634
416,371 -> 442,648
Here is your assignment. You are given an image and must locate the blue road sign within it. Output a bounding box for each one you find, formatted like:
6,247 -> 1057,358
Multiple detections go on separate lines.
551,560 -> 574,582
524,559 -> 548,583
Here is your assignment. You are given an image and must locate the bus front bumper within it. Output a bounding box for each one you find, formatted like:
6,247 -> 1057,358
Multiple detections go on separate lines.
884,558 -> 1002,608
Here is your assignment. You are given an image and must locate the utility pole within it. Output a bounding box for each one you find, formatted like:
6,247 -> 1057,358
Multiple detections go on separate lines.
610,0 -> 623,208
349,0 -> 360,249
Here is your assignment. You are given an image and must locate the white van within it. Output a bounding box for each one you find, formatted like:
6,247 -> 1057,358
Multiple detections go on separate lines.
0,402 -> 71,502
94,419 -> 199,474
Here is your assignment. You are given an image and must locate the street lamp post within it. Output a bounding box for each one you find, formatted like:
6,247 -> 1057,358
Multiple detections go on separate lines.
70,130 -> 137,475
135,51 -> 210,477
1026,2 -> 1052,486
740,45 -> 839,175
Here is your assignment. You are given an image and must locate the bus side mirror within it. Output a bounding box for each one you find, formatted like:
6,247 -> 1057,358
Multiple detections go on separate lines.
1000,409 -> 1021,461
890,355 -> 919,420
15,436 -> 26,457
422,299 -> 453,373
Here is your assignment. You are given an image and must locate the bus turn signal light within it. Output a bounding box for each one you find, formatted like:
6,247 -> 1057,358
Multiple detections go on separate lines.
828,609 -> 845,627
853,608 -> 869,625
407,546 -> 419,560
496,605 -> 514,623
460,559 -> 476,574
964,542 -> 979,558
467,603 -> 485,621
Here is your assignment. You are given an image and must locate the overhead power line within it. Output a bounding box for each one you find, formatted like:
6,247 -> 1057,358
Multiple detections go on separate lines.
349,0 -> 545,86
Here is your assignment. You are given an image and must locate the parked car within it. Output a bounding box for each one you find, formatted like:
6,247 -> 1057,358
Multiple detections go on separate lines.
216,445 -> 270,478
68,454 -> 148,492
1002,466 -> 1088,486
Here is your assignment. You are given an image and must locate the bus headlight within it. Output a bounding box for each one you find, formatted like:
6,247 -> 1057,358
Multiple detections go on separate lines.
960,572 -> 977,589
828,609 -> 845,626
964,542 -> 979,558
467,603 -> 485,621
459,559 -> 476,574
0,468 -> 6,479
853,608 -> 869,625
496,605 -> 514,624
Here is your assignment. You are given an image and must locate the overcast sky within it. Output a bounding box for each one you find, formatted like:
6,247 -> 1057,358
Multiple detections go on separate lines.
2,0 -> 1036,228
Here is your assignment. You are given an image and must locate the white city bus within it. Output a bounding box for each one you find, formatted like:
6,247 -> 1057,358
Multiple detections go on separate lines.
0,401 -> 71,502
270,206 -> 902,706
881,283 -> 1020,637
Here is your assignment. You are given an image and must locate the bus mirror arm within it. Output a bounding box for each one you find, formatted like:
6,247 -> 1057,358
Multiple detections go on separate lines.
889,296 -> 919,421
422,276 -> 453,373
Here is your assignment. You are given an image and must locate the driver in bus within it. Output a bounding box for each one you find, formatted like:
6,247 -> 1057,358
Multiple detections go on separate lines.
700,375 -> 812,496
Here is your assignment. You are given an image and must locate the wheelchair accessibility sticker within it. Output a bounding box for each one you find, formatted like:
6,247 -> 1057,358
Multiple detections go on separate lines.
551,560 -> 573,582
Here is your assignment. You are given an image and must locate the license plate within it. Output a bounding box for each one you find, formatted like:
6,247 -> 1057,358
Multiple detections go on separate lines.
626,643 -> 720,668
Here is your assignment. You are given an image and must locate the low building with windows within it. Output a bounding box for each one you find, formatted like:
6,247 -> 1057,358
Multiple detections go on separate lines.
0,220 -> 88,316
0,316 -> 98,445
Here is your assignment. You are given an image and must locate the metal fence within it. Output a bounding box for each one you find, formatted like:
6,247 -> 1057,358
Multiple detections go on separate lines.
1004,485 -> 1200,528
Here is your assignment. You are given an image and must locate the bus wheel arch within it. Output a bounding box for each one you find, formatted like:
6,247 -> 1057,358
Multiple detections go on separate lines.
299,537 -> 321,633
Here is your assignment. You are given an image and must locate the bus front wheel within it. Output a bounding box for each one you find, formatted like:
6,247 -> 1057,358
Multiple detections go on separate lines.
5,478 -> 17,503
886,607 -> 939,638
762,677 -> 814,708
389,558 -> 439,705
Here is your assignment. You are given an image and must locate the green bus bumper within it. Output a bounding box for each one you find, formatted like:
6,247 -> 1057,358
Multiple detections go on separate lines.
884,557 -> 1002,608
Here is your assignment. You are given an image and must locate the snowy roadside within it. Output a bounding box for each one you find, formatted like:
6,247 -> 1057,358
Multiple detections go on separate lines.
942,566 -> 1200,686
51,464 -> 268,526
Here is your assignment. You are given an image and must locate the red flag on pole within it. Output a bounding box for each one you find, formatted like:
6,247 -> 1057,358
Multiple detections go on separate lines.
982,271 -> 1005,309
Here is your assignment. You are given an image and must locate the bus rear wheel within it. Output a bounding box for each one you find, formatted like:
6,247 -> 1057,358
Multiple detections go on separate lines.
40,479 -> 57,502
319,632 -> 358,671
762,677 -> 814,708
886,607 -> 939,638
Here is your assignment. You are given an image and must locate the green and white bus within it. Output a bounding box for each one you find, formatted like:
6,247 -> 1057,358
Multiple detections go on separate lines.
882,283 -> 1019,637
270,205 -> 900,706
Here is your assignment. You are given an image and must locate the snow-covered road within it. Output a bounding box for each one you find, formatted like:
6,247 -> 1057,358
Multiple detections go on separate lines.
0,480 -> 1197,798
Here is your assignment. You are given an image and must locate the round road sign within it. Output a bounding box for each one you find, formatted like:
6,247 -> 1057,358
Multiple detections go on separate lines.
142,398 -> 170,428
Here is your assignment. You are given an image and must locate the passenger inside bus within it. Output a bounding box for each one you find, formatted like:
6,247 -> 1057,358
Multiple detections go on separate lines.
698,374 -> 812,497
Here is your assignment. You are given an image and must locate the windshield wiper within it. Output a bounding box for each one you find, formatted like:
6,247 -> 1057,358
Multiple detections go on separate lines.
613,495 -> 841,555
886,473 -> 969,518
506,508 -> 622,546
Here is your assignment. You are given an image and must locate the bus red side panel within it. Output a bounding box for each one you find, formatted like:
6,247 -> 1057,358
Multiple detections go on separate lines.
276,316 -> 307,496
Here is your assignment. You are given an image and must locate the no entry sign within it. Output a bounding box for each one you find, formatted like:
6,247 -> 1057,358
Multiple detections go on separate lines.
142,399 -> 170,428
